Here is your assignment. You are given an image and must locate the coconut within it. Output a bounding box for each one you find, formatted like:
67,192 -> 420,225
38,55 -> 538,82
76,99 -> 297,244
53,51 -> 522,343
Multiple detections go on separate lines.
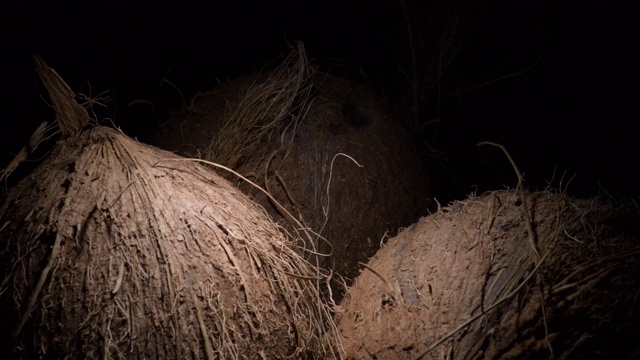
0,57 -> 338,359
154,43 -> 431,300
335,189 -> 640,359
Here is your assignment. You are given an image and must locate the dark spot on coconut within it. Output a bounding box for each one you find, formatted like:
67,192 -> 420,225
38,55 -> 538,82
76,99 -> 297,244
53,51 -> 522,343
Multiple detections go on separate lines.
381,297 -> 395,307
216,222 -> 230,236
61,177 -> 71,191
66,161 -> 76,174
341,99 -> 371,128
500,221 -> 519,232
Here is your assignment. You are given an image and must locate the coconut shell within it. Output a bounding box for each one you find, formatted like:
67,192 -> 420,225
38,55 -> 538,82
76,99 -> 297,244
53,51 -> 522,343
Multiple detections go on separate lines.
335,190 -> 640,359
0,126 -> 338,359
154,60 -> 432,301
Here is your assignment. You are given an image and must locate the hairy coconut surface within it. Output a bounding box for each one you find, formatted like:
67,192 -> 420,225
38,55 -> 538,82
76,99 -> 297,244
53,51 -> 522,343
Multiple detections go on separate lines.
0,124 -> 340,359
335,190 -> 640,359
154,44 -> 431,301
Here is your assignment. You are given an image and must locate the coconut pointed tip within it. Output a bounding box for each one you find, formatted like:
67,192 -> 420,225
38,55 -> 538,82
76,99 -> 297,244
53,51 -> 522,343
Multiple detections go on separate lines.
34,55 -> 89,138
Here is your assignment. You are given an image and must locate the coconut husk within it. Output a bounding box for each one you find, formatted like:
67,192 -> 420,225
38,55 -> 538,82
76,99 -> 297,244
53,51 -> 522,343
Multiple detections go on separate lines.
154,43 -> 432,301
335,190 -> 640,359
0,58 -> 339,359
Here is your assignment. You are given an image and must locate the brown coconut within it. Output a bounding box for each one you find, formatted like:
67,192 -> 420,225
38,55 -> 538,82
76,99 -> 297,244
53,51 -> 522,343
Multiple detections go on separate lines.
335,189 -> 640,359
154,43 -> 432,299
0,58 -> 338,359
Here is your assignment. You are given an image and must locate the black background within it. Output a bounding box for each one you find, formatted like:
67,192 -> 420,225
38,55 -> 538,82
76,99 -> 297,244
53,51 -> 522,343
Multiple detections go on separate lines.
1,1 -> 638,204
